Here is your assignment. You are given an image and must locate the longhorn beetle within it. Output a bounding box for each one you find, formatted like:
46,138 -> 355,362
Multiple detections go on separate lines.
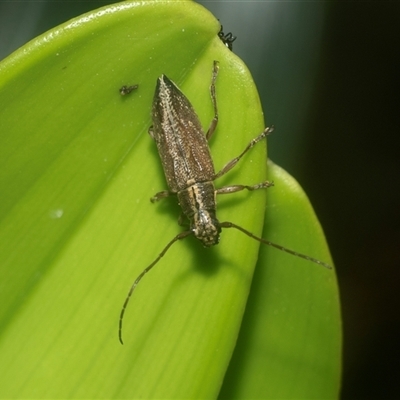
119,60 -> 332,344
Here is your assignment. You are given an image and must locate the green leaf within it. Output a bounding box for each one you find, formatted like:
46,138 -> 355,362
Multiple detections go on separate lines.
220,160 -> 342,399
0,1 -> 341,398
0,1 -> 266,398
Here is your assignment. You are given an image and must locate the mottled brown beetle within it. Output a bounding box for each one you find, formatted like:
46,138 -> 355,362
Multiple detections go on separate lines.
118,61 -> 331,344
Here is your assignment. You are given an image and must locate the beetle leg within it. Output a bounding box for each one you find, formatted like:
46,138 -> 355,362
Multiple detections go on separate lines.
216,181 -> 274,196
213,126 -> 274,180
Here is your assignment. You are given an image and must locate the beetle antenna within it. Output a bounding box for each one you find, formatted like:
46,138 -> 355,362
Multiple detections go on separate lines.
119,230 -> 192,344
220,221 -> 332,269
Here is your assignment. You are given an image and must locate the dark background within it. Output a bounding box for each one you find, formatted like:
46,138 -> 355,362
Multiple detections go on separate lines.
1,1 -> 399,398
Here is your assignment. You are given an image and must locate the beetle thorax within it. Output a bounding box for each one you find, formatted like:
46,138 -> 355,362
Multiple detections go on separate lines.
176,181 -> 220,247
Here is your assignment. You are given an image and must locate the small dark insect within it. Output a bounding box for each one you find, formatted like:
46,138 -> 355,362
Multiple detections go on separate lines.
119,84 -> 138,96
118,61 -> 332,344
218,25 -> 236,51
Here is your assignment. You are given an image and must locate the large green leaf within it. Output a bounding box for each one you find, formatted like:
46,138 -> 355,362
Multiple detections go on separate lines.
0,0 -> 341,398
